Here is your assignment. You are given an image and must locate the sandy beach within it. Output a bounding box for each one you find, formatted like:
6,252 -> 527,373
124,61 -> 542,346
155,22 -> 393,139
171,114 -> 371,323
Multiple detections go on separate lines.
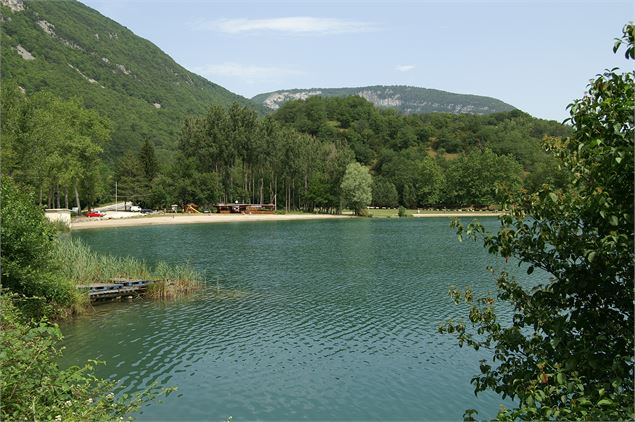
71,213 -> 352,230
71,211 -> 504,230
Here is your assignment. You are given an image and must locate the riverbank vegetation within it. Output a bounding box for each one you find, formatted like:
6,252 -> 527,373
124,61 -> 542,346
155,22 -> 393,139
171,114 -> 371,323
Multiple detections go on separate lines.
53,237 -> 202,299
0,294 -> 172,421
441,24 -> 634,420
0,177 -> 187,420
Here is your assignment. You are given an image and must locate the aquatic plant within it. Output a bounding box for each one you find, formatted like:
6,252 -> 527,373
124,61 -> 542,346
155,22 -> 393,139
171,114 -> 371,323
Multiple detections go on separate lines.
52,238 -> 201,300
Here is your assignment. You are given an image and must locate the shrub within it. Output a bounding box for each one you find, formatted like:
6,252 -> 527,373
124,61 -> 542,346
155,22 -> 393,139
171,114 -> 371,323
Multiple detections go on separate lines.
0,294 -> 173,421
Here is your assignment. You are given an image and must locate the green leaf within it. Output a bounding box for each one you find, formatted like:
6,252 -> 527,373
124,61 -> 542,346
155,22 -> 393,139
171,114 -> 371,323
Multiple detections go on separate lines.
608,215 -> 619,226
549,192 -> 558,203
556,372 -> 565,385
597,399 -> 614,406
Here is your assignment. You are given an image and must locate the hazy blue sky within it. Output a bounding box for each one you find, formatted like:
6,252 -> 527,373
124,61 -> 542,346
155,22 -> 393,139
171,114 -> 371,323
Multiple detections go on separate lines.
81,0 -> 632,121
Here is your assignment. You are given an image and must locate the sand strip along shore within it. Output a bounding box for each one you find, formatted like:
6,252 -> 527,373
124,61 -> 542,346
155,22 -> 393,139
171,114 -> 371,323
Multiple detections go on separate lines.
72,211 -> 505,230
71,213 -> 352,230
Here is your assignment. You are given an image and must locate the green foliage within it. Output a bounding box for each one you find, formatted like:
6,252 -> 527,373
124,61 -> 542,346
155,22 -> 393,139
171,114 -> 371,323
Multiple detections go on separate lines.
172,104 -> 353,212
1,84 -> 110,210
441,24 -> 634,420
372,177 -> 399,208
340,162 -> 373,215
443,149 -> 523,207
0,177 -> 77,317
52,237 -> 202,292
271,94 -> 567,207
397,205 -> 407,218
0,0 -> 258,160
0,293 -> 173,421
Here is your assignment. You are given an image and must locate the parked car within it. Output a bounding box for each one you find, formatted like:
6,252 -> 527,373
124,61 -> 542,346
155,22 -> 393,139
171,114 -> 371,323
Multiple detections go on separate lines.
130,205 -> 142,212
85,211 -> 105,217
140,208 -> 154,214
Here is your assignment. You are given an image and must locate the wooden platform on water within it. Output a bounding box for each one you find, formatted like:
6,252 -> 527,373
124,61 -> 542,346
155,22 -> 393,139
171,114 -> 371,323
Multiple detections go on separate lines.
77,278 -> 157,301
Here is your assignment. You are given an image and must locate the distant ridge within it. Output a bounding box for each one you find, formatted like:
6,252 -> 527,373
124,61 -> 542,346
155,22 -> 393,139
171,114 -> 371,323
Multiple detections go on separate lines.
252,85 -> 516,115
0,0 -> 260,158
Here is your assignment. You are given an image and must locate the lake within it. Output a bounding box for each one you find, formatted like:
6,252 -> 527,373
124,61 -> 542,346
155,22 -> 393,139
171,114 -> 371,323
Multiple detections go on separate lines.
61,218 -> 540,420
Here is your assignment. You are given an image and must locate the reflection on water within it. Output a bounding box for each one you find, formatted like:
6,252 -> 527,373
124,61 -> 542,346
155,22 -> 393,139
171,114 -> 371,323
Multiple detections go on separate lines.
61,218 -> 539,420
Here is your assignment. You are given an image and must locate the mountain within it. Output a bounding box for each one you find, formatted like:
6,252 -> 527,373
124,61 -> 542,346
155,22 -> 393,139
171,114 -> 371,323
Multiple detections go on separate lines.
0,0 -> 259,159
252,85 -> 516,115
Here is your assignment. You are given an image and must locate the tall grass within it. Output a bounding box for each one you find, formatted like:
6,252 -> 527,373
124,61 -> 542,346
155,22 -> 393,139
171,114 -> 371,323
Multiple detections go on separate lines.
52,238 -> 201,299
146,262 -> 202,300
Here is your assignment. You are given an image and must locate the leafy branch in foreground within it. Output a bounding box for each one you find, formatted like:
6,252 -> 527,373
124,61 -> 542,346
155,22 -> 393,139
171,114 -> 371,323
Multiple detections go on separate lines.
0,293 -> 175,421
440,23 -> 634,420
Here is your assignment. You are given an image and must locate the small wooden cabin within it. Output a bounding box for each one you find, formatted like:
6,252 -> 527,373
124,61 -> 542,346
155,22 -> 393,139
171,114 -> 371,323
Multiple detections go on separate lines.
216,203 -> 275,214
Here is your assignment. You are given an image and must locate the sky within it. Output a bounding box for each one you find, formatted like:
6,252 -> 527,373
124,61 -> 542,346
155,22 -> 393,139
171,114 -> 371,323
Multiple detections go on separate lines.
81,0 -> 633,122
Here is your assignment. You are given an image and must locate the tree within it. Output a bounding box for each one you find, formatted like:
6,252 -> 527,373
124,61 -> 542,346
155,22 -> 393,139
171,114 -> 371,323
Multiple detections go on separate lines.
0,89 -> 110,211
441,24 -> 634,420
402,183 -> 417,209
444,149 -> 522,207
340,162 -> 372,215
138,139 -> 159,181
372,177 -> 399,208
415,157 -> 445,206
115,150 -> 143,206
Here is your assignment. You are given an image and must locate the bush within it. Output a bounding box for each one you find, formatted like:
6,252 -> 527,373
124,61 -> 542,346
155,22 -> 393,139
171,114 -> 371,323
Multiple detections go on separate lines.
0,177 -> 77,317
0,294 -> 172,421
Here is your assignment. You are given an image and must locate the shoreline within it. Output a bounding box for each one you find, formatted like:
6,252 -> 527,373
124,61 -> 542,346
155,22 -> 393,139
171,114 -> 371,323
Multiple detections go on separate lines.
71,211 -> 503,230
411,212 -> 503,218
71,213 -> 352,230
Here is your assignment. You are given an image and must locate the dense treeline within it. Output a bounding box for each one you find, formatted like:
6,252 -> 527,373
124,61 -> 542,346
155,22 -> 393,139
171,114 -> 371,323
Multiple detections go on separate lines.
1,82 -> 111,210
122,104 -> 355,212
271,95 -> 569,208
1,79 -> 571,212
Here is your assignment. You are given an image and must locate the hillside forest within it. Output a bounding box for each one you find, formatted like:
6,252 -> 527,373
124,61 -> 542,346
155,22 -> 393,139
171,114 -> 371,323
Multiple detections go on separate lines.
1,81 -> 570,213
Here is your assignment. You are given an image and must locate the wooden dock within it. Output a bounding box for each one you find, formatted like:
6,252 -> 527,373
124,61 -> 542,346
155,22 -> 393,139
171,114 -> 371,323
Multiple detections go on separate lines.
77,278 -> 157,302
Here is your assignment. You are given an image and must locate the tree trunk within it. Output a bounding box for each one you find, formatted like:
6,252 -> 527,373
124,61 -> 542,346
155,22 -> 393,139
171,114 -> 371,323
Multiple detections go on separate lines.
39,186 -> 43,206
74,180 -> 81,213
64,187 -> 69,209
259,177 -> 264,204
56,184 -> 61,209
48,187 -> 52,209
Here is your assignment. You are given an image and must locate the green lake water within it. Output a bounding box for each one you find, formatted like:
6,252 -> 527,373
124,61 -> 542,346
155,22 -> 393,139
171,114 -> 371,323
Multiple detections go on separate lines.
61,218 -> 544,420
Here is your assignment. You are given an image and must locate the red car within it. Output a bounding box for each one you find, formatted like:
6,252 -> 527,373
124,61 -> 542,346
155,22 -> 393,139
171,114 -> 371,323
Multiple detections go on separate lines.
85,211 -> 105,217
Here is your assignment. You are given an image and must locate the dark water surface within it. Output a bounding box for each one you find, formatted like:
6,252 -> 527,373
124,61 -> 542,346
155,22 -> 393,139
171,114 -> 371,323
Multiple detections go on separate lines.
61,218 -> 541,420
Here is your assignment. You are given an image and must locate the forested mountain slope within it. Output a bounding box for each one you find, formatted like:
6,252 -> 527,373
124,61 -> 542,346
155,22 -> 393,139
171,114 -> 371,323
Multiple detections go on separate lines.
253,85 -> 516,115
0,0 -> 258,159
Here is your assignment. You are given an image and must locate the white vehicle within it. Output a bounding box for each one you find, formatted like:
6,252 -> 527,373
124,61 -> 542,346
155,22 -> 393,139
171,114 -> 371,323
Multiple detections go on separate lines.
130,205 -> 142,212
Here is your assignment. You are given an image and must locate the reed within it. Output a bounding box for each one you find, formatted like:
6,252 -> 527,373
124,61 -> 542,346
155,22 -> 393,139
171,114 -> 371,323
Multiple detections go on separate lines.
146,261 -> 202,299
53,238 -> 201,299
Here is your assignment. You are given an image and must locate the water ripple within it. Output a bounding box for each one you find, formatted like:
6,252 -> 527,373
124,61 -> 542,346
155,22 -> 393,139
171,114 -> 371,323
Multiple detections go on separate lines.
61,219 -> 538,420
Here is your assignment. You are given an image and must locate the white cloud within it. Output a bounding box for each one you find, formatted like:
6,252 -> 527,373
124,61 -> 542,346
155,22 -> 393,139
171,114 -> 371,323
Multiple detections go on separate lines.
196,17 -> 374,34
396,64 -> 416,72
192,62 -> 303,82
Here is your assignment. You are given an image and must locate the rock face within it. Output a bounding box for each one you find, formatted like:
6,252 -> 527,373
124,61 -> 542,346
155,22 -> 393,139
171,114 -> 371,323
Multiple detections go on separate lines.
263,90 -> 323,110
0,0 -> 24,12
253,85 -> 516,115
15,44 -> 34,60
